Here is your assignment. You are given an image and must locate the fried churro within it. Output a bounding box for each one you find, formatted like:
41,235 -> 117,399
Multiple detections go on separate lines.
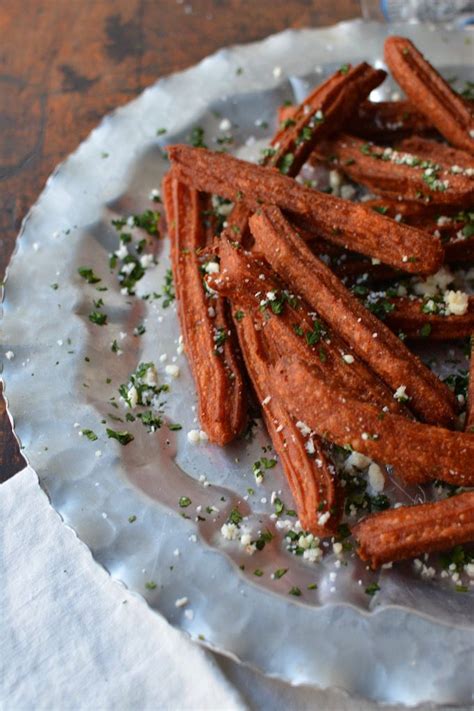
353,492 -> 474,568
162,173 -> 246,444
249,205 -> 457,427
168,145 -> 444,274
385,36 -> 474,154
270,355 -> 474,487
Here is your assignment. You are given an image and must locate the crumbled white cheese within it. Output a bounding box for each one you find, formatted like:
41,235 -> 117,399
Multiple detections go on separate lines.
317,511 -> 331,526
340,184 -> 356,201
444,290 -> 469,316
344,451 -> 371,471
219,118 -> 231,132
368,462 -> 385,493
261,395 -> 271,406
5,351 -> 15,361
175,597 -> 188,608
393,385 -> 407,401
303,547 -> 322,563
139,253 -> 155,269
296,420 -> 311,437
165,364 -> 180,378
342,354 -> 354,364
143,365 -> 158,387
187,430 -> 200,444
115,243 -> 129,260
333,542 -> 343,556
221,522 -> 238,540
128,385 -> 139,409
329,169 -> 343,194
204,261 -> 220,274
413,266 -> 453,298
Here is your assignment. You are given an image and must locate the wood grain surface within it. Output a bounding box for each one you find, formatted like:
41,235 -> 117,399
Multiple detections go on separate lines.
0,0 -> 360,482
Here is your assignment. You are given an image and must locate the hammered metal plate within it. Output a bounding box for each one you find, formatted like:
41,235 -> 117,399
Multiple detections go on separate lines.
2,21 -> 473,706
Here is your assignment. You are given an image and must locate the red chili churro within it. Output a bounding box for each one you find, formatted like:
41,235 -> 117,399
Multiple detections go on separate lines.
162,173 -> 246,444
314,133 -> 474,207
168,144 -> 445,275
248,205 -> 457,427
270,354 -> 474,487
353,492 -> 474,568
385,36 -> 474,154
235,311 -> 342,535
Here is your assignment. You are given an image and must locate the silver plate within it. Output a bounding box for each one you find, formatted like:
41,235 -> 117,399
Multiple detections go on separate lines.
2,20 -> 473,707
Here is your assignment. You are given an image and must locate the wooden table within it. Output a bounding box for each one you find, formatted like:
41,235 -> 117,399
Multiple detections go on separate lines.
0,0 -> 361,481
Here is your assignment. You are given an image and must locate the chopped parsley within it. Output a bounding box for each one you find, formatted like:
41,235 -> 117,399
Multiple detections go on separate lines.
81,428 -> 98,441
78,267 -> 101,284
89,311 -> 107,326
228,508 -> 243,525
106,428 -> 134,445
254,529 -> 273,551
273,568 -> 288,579
365,582 -> 380,596
189,126 -> 206,148
128,515 -> 137,523
278,152 -> 294,175
131,210 -> 160,237
179,496 -> 192,508
157,269 -> 175,307
289,586 -> 302,597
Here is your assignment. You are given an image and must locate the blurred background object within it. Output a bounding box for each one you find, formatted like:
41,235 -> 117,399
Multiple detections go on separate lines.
361,0 -> 474,24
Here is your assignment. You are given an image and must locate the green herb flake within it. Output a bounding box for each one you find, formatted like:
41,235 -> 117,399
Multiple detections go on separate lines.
365,582 -> 380,596
81,428 -> 98,441
278,152 -> 294,175
89,311 -> 107,326
289,586 -> 302,597
273,568 -> 288,579
106,428 -> 134,445
234,310 -> 245,321
419,323 -> 432,338
128,515 -> 137,523
253,569 -> 264,577
189,126 -> 206,148
179,496 -> 192,508
339,63 -> 350,74
228,508 -> 243,525
78,267 -> 101,284
145,581 -> 157,590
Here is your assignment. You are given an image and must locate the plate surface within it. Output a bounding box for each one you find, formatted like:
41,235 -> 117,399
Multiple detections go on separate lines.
2,20 -> 473,706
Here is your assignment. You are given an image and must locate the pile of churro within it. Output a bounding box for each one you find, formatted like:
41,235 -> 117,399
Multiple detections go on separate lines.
163,37 -> 474,569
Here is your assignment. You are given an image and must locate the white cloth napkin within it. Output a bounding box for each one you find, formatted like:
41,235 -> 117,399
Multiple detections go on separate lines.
1,466 -> 441,711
